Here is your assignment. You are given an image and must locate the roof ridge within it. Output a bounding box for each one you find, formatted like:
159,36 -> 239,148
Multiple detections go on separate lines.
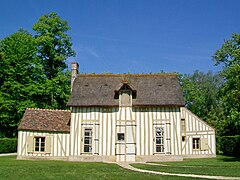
26,108 -> 71,112
77,73 -> 178,77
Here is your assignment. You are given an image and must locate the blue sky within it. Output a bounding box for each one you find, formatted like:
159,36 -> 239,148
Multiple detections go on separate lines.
1,0 -> 240,74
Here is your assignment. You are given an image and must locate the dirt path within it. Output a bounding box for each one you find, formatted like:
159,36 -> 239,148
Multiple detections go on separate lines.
117,162 -> 240,180
0,153 -> 17,157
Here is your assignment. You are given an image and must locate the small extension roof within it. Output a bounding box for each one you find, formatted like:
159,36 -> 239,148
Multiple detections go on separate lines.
67,74 -> 185,107
18,108 -> 71,133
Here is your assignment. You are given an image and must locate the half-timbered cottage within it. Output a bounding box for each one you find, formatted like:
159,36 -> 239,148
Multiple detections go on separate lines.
17,62 -> 216,162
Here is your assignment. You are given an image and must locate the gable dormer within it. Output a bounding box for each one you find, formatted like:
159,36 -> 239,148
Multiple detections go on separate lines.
114,82 -> 136,107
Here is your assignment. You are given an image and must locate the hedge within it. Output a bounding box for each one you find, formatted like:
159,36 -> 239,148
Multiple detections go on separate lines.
218,135 -> 240,157
0,138 -> 17,153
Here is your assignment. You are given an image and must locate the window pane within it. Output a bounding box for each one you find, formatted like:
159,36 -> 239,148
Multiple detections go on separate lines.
85,131 -> 91,136
156,137 -> 164,145
156,145 -> 164,152
182,136 -> 185,142
197,142 -> 199,149
35,146 -> 39,151
84,145 -> 92,152
35,138 -> 39,151
193,138 -> 200,149
117,133 -> 124,141
156,127 -> 164,136
84,137 -> 92,144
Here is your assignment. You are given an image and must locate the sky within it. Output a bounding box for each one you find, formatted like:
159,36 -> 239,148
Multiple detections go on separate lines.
0,0 -> 240,74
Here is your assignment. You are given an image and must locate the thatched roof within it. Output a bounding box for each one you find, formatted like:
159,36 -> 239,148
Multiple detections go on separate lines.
67,74 -> 184,107
18,108 -> 71,132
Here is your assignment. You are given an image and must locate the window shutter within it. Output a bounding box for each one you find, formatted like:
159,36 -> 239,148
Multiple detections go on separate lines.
201,138 -> 208,150
27,136 -> 34,153
45,136 -> 52,153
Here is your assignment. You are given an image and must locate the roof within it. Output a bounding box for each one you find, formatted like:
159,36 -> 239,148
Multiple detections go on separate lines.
18,108 -> 71,133
67,74 -> 185,107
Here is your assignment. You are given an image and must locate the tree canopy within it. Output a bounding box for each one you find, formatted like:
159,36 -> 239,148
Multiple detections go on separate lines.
33,12 -> 76,80
0,29 -> 42,137
180,70 -> 223,123
0,12 -> 74,138
213,33 -> 240,135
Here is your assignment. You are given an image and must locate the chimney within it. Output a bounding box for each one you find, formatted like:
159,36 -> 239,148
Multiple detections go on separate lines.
71,62 -> 79,92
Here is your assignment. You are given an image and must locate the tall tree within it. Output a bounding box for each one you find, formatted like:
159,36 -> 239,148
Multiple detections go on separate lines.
32,12 -> 74,108
213,33 -> 240,135
0,29 -> 43,137
33,12 -> 75,80
180,71 -> 223,125
0,13 -> 75,137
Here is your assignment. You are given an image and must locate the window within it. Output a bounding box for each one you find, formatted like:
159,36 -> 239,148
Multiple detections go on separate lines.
193,138 -> 200,150
181,119 -> 185,133
182,136 -> 186,142
121,91 -> 131,106
156,127 -> 164,153
84,129 -> 92,153
34,137 -> 45,152
117,133 -> 124,141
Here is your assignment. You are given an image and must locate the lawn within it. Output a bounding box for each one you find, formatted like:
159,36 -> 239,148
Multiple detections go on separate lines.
1,156 -> 239,179
132,155 -> 240,177
0,156 -> 193,180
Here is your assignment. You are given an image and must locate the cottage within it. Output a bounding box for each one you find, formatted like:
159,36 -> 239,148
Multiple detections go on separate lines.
17,62 -> 216,162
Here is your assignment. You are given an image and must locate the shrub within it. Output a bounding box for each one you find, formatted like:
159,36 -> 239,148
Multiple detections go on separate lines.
218,135 -> 240,157
0,138 -> 17,153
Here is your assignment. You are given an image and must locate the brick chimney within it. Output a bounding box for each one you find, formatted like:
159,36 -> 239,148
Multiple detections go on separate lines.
71,62 -> 79,92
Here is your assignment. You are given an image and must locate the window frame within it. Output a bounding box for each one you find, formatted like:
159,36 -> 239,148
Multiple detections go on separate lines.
34,137 -> 46,152
155,127 -> 165,153
192,138 -> 200,150
83,128 -> 93,153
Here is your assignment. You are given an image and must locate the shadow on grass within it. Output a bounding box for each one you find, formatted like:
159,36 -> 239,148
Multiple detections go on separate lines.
218,156 -> 240,162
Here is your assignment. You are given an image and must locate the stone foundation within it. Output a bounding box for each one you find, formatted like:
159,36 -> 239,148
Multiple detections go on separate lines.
183,154 -> 216,159
68,155 -> 116,162
16,155 -> 68,161
136,155 -> 183,162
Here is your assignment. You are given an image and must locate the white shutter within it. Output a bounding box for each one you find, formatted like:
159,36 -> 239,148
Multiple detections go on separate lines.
27,136 -> 34,153
201,138 -> 208,150
45,136 -> 52,153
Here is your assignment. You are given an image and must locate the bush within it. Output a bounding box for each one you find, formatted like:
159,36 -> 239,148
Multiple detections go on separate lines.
218,135 -> 240,157
0,138 -> 17,153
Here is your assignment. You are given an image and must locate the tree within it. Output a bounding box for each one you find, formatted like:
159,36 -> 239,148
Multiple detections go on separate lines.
32,12 -> 74,109
33,12 -> 76,80
0,29 -> 43,137
180,70 -> 223,125
0,13 -> 75,137
213,33 -> 240,135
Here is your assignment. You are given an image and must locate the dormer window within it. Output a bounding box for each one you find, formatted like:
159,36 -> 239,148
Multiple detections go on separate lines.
114,83 -> 137,101
120,90 -> 131,106
114,83 -> 137,107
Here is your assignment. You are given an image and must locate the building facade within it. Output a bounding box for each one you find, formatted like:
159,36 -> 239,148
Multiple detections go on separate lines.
17,63 -> 216,162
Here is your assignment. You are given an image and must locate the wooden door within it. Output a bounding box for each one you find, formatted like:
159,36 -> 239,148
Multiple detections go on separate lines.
115,124 -> 136,162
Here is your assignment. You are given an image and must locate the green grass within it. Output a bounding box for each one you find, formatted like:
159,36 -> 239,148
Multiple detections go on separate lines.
0,156 -> 194,180
1,155 -> 239,179
132,155 -> 240,177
